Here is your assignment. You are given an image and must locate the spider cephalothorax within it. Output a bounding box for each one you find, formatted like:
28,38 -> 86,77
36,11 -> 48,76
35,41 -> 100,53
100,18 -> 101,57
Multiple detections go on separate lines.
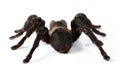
9,13 -> 110,63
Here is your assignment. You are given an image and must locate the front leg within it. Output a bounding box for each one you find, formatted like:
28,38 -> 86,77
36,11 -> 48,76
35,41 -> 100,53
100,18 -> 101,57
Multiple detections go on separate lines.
23,33 -> 41,63
82,28 -> 110,60
23,27 -> 49,63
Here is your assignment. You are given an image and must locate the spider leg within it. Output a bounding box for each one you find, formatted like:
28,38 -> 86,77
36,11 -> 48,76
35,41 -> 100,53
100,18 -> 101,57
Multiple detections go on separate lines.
92,28 -> 106,37
9,20 -> 31,40
81,27 -> 110,61
11,28 -> 34,50
14,28 -> 23,33
9,31 -> 24,40
72,13 -> 110,61
23,27 -> 49,63
9,15 -> 37,39
9,22 -> 29,40
71,21 -> 82,42
92,25 -> 101,29
23,33 -> 41,63
97,40 -> 103,46
84,18 -> 106,37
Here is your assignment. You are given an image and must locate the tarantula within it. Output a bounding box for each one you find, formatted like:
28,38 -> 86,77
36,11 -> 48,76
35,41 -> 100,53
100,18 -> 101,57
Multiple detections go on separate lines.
9,13 -> 110,63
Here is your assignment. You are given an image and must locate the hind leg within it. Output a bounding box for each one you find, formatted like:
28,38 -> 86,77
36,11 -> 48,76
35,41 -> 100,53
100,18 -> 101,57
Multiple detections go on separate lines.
84,29 -> 110,60
74,26 -> 110,61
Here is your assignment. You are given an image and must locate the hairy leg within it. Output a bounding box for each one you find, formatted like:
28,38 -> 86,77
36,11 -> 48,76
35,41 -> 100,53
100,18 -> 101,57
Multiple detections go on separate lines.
11,28 -> 34,50
71,21 -> 82,42
23,33 -> 41,63
92,25 -> 101,29
23,27 -> 49,63
83,17 -> 105,37
9,31 -> 24,40
92,28 -> 106,37
85,20 -> 106,37
72,13 -> 110,60
81,28 -> 110,60
14,29 -> 23,33
9,15 -> 37,40
71,28 -> 82,42
98,40 -> 103,46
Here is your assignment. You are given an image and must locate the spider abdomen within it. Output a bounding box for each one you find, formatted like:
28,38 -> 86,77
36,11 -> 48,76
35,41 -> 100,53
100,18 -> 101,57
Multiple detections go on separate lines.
50,28 -> 72,53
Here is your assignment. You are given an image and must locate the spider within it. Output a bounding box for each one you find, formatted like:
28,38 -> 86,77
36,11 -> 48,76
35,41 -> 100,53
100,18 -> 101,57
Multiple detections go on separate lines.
9,13 -> 110,63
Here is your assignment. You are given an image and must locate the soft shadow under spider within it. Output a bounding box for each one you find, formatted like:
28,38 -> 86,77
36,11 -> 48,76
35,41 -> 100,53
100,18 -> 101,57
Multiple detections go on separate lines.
69,42 -> 83,54
16,46 -> 30,50
30,52 -> 54,63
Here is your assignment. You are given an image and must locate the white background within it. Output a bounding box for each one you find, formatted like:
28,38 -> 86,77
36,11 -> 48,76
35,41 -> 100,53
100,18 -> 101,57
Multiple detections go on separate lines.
0,0 -> 120,80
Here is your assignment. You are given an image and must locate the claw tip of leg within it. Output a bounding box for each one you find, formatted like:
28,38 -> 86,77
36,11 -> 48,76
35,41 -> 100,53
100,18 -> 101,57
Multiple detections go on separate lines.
9,36 -> 14,40
11,45 -> 18,50
23,59 -> 29,63
101,33 -> 106,37
104,56 -> 110,61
